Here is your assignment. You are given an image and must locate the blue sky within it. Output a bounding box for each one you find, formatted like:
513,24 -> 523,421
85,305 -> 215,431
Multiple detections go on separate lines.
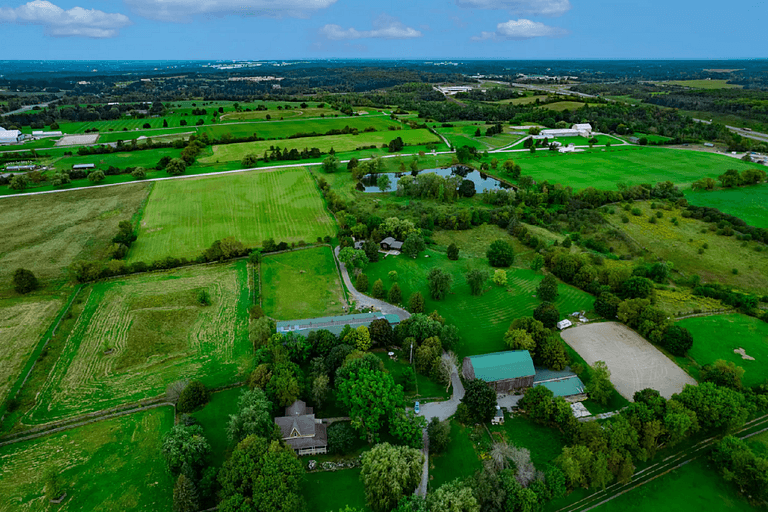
0,0 -> 764,60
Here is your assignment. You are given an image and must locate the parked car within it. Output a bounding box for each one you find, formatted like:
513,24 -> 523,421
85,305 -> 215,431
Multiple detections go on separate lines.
414,401 -> 420,414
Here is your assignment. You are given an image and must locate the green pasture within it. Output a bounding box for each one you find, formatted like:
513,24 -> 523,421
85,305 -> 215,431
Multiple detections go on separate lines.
191,386 -> 244,467
199,115 -> 400,140
0,182 -> 150,291
303,468 -> 369,512
25,262 -> 252,424
129,168 -> 335,262
0,407 -> 174,512
434,122 -> 524,150
605,202 -> 768,294
52,147 -> 183,172
260,246 -> 347,320
429,421 -> 483,490
685,185 -> 768,229
512,147 -> 764,191
200,129 -> 440,164
666,79 -> 742,89
676,314 -> 768,388
542,101 -> 595,112
548,134 -> 624,146
365,248 -> 595,359
488,414 -> 567,469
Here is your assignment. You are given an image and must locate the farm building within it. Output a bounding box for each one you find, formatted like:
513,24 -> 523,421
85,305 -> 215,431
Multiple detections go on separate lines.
0,128 -> 22,144
32,130 -> 63,138
572,123 -> 593,136
533,368 -> 587,402
380,237 -> 403,251
274,400 -> 327,456
462,350 -> 535,392
538,129 -> 579,138
72,164 -> 95,170
276,312 -> 400,336
5,164 -> 36,171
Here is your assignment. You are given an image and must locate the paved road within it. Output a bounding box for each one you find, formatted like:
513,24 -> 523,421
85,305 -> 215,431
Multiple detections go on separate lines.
1,102 -> 50,117
417,361 -> 465,422
415,430 -> 429,497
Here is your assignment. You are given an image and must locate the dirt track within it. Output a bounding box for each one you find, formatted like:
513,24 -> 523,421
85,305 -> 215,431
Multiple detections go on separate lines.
560,322 -> 696,400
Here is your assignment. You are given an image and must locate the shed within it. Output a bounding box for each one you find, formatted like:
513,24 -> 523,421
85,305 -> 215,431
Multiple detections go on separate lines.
72,164 -> 95,170
557,319 -> 573,330
380,237 -> 403,251
462,350 -> 535,393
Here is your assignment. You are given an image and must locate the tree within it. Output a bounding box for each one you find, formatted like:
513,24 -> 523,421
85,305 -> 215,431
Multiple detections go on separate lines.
166,158 -> 187,176
504,329 -> 536,355
401,233 -> 426,259
427,480 -> 480,512
487,240 -> 515,267
530,254 -> 545,271
427,268 -> 453,300
519,385 -> 555,424
447,243 -> 460,261
162,424 -> 211,478
241,153 -> 258,167
466,269 -> 489,296
177,380 -> 210,413
337,368 -> 404,442
377,174 -> 391,192
226,389 -> 274,444
459,179 -> 477,198
587,361 -> 613,406
414,336 -> 442,375
388,283 -> 402,304
356,273 -> 369,292
312,374 -> 330,406
700,360 -> 744,390
361,443 -> 424,512
372,278 -> 385,299
322,155 -> 339,173
266,363 -> 302,407
594,292 -> 621,319
427,417 -> 451,454
718,169 -> 742,188
676,382 -> 749,432
537,274 -> 559,302
88,170 -> 105,183
338,247 -> 370,270
461,379 -> 497,424
409,292 -> 425,313
218,435 -> 304,512
662,325 -> 693,356
533,302 -> 560,328
173,474 -> 199,512
12,268 -> 38,294
131,167 -> 147,180
327,421 -> 357,455
250,316 -> 275,348
493,269 -> 507,287
620,276 -> 654,300
9,174 -> 28,190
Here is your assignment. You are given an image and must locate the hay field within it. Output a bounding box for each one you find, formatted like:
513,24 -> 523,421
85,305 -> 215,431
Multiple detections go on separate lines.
0,295 -> 63,404
260,246 -> 347,320
128,168 -> 335,262
201,115 -> 398,140
685,185 -> 768,229
0,407 -> 173,512
560,322 -> 696,399
25,262 -> 251,424
0,183 -> 150,295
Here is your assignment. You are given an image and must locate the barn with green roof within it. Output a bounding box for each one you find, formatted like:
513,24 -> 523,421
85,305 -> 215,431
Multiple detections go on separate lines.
462,350 -> 536,392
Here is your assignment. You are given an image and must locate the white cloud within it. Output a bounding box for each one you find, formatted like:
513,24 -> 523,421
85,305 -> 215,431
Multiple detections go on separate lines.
0,0 -> 131,37
124,0 -> 337,22
457,0 -> 571,17
320,15 -> 421,40
472,18 -> 567,40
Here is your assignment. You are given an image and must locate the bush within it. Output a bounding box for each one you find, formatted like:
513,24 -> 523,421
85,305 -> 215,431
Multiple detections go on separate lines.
447,243 -> 459,261
533,302 -> 559,328
197,289 -> 211,306
131,167 -> 147,180
12,268 -> 38,294
176,381 -> 210,413
166,158 -> 187,176
327,422 -> 357,454
355,273 -> 369,292
427,417 -> 451,454
88,170 -> 105,183
662,325 -> 693,356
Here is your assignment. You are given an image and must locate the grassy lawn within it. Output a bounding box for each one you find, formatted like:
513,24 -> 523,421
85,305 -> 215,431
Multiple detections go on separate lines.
0,407 -> 174,512
365,248 -> 595,359
128,168 -> 336,262
605,201 -> 768,294
0,182 -> 150,294
303,468 -> 369,512
685,185 -> 768,229
488,414 -> 567,469
429,421 -> 483,489
676,314 -> 768,387
200,129 -> 440,164
510,146 -> 764,191
373,352 -> 451,401
260,246 -> 347,320
25,261 -> 252,424
0,295 -> 64,405
191,386 -> 244,467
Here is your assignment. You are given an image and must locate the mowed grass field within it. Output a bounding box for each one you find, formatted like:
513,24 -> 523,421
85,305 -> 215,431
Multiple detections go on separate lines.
0,183 -> 150,293
676,314 -> 768,387
303,469 -> 369,512
512,147 -> 764,190
685,185 -> 768,229
0,407 -> 174,512
191,386 -> 244,467
0,295 -> 63,404
429,421 -> 482,490
260,246 -> 346,320
200,115 -> 400,140
365,249 -> 594,359
199,129 -> 440,164
26,262 -> 251,424
129,168 -> 335,262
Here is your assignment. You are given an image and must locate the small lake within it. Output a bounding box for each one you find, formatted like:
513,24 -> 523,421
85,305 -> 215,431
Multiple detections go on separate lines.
360,167 -> 512,193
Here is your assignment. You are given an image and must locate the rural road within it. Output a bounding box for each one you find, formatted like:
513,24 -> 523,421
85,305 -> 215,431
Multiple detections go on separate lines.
417,361 -> 465,422
415,430 -> 429,497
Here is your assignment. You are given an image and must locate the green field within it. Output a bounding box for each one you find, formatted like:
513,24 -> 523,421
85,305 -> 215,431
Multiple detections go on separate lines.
260,246 -> 347,320
434,122 -> 524,150
200,129 -> 440,164
543,101 -> 595,111
666,79 -> 742,89
429,421 -> 483,490
0,407 -> 174,512
191,386 -> 244,467
0,295 -> 64,404
0,183 -> 150,292
685,185 -> 768,229
129,168 -> 336,262
303,468 -> 369,512
676,314 -> 768,387
25,262 -> 251,424
488,414 -> 567,469
374,352 -> 451,401
51,147 -> 183,172
513,147 -> 765,191
365,248 -> 595,359
200,115 -> 399,140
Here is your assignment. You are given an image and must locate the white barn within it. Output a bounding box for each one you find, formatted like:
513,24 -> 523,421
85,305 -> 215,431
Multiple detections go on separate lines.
572,124 -> 593,137
0,128 -> 22,144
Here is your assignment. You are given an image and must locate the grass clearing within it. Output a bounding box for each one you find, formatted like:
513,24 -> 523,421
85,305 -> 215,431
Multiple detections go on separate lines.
260,246 -> 347,320
685,185 -> 768,229
191,386 -> 244,467
676,314 -> 768,388
489,413 -> 567,469
26,261 -> 251,424
0,183 -> 150,294
0,407 -> 174,512
542,101 -> 595,111
374,352 -> 451,401
303,468 -> 368,512
429,421 -> 483,490
129,168 -> 335,262
655,288 -> 726,316
666,79 -> 742,89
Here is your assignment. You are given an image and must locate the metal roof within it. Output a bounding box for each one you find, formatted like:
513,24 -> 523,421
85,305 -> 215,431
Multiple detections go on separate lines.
535,375 -> 585,397
466,350 -> 535,382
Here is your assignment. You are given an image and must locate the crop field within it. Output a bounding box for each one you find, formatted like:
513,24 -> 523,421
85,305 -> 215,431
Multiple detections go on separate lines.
605,202 -> 768,294
496,94 -> 549,105
25,262 -> 251,424
260,246 -> 347,320
0,407 -> 174,512
220,107 -> 341,122
513,147 -> 764,191
129,168 -> 335,262
0,183 -> 150,292
676,314 -> 768,387
685,186 -> 768,229
199,115 -> 400,140
96,127 -> 196,144
0,295 -> 63,404
365,249 -> 595,359
200,129 -> 440,164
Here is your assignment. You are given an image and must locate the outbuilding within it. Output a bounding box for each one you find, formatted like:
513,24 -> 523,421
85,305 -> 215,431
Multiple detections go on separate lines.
72,164 -> 95,170
462,350 -> 535,393
557,319 -> 573,330
0,128 -> 22,144
380,237 -> 403,251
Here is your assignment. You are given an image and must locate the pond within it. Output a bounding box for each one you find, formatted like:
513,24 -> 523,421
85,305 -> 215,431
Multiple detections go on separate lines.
360,166 -> 513,193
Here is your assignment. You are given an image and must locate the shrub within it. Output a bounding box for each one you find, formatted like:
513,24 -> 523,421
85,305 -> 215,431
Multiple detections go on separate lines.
176,381 -> 210,413
131,167 -> 147,180
197,289 -> 211,306
447,243 -> 459,261
355,273 -> 369,292
88,170 -> 105,183
388,283 -> 402,304
12,268 -> 39,294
